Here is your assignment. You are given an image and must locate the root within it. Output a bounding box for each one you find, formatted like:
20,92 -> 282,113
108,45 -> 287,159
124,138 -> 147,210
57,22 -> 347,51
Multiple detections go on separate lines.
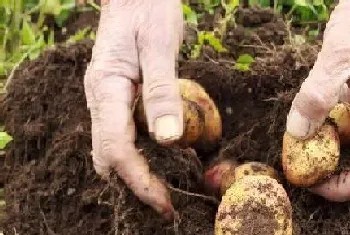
167,184 -> 219,204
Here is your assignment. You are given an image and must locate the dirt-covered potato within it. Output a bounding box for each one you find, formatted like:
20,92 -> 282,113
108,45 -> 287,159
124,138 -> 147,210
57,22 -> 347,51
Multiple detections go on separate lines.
329,102 -> 350,145
234,161 -> 279,181
282,124 -> 340,187
220,161 -> 279,195
204,158 -> 280,197
178,79 -> 222,150
134,79 -> 222,150
215,175 -> 293,235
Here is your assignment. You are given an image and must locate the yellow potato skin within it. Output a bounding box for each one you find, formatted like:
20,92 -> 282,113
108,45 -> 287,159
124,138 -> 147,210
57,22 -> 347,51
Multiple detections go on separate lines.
215,175 -> 293,235
234,161 -> 279,182
220,161 -> 280,195
180,99 -> 205,147
329,102 -> 350,145
282,124 -> 340,187
134,79 -> 222,149
179,79 -> 222,150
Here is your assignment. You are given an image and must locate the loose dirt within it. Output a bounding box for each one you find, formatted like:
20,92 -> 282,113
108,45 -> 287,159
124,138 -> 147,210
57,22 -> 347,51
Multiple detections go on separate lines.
2,5 -> 350,235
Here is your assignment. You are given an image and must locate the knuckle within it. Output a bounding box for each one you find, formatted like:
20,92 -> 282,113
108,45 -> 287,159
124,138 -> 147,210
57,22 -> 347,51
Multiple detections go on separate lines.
145,78 -> 179,102
92,154 -> 110,178
100,138 -> 129,167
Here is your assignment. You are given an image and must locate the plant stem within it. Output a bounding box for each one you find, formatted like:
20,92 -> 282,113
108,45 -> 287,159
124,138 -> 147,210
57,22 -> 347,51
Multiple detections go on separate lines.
9,0 -> 22,57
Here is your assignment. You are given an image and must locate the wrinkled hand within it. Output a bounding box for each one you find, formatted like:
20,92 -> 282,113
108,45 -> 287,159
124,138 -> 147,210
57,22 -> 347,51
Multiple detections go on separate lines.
286,0 -> 350,202
83,0 -> 184,220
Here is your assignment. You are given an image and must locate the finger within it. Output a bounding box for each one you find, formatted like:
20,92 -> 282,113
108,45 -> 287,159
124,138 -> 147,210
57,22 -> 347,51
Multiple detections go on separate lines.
92,73 -> 175,219
87,4 -> 175,219
308,170 -> 350,202
137,0 -> 184,145
84,65 -> 110,177
286,0 -> 350,139
100,0 -> 109,6
339,83 -> 350,103
87,2 -> 140,175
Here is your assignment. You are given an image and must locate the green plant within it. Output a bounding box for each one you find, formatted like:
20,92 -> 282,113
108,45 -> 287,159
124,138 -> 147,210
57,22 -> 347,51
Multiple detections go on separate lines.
191,31 -> 228,59
0,130 -> 12,150
0,0 -> 99,78
234,53 -> 255,71
0,0 -> 56,78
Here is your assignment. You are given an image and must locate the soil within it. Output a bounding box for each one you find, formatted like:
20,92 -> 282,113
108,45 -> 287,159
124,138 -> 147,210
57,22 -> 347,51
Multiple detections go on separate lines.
2,4 -> 350,235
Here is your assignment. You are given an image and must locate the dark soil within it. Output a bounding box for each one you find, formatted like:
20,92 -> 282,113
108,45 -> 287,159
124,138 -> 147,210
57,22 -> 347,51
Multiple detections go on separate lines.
3,5 -> 350,235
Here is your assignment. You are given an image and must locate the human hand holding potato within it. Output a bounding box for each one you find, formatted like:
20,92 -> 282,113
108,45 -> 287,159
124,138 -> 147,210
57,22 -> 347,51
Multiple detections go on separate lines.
285,0 -> 350,202
83,0 -> 183,220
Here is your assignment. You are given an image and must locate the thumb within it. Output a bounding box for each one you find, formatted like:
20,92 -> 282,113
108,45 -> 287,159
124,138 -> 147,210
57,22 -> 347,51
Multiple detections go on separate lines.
137,0 -> 184,145
286,0 -> 350,139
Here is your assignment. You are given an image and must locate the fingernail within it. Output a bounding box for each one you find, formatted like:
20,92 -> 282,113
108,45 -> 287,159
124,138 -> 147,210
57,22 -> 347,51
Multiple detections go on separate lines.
286,108 -> 315,139
155,115 -> 181,144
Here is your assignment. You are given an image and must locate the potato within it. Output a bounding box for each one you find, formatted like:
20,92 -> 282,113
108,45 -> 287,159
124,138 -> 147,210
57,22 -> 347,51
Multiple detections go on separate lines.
282,124 -> 340,187
215,175 -> 293,235
178,79 -> 222,150
220,161 -> 280,195
133,79 -> 222,149
329,102 -> 350,145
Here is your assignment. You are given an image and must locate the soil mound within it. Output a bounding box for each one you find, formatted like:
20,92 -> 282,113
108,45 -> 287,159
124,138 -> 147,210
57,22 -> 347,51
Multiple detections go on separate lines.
3,7 -> 350,235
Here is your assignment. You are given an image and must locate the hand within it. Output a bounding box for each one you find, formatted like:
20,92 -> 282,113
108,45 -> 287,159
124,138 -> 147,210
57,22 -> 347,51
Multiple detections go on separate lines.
286,0 -> 350,201
83,0 -> 184,220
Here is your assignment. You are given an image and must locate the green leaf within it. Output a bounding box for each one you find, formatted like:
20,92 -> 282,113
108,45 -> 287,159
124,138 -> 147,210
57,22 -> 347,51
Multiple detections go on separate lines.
41,0 -> 62,15
225,0 -> 240,12
294,5 -> 315,22
29,48 -> 41,60
294,0 -> 309,7
67,27 -> 91,43
190,44 -> 202,59
0,6 -> 10,24
236,54 -> 255,64
234,63 -> 251,71
315,4 -> 329,20
0,132 -> 12,149
235,53 -> 255,71
313,0 -> 324,6
182,4 -> 198,25
89,30 -> 96,41
197,31 -> 227,53
203,0 -> 220,13
61,0 -> 75,5
54,8 -> 71,27
308,29 -> 319,37
24,0 -> 40,9
249,0 -> 270,7
21,19 -> 36,45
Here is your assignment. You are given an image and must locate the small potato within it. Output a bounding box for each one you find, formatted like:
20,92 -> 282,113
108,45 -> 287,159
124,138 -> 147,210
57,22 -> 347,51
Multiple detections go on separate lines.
179,79 -> 222,151
204,159 -> 280,196
329,102 -> 350,145
134,79 -> 222,150
282,124 -> 340,187
234,161 -> 280,182
134,95 -> 205,147
221,161 -> 279,195
215,175 -> 293,235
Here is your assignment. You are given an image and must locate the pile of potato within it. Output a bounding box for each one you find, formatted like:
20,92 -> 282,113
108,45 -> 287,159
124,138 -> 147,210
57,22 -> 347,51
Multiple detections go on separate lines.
134,78 -> 350,235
